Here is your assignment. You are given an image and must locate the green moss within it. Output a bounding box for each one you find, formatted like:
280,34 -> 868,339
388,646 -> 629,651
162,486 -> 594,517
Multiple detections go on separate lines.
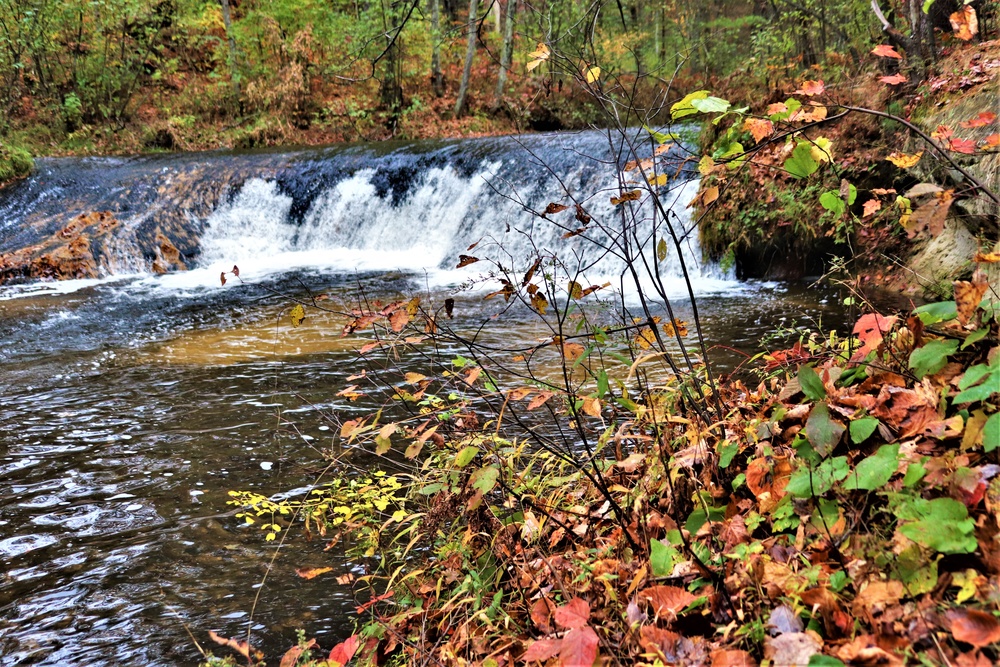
0,142 -> 33,184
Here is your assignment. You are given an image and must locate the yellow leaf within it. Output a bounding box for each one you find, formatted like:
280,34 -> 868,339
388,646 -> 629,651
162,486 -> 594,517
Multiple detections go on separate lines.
584,65 -> 601,83
568,281 -> 584,299
810,137 -> 833,163
290,304 -> 306,327
702,186 -> 719,206
404,372 -> 427,384
656,238 -> 668,262
645,172 -> 668,186
698,155 -> 715,175
887,151 -> 923,169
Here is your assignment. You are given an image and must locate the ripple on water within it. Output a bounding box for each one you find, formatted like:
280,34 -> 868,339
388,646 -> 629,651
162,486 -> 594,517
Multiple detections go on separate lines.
0,534 -> 59,559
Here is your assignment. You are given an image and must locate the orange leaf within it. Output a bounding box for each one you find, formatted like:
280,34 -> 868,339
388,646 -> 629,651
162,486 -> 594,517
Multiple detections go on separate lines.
862,199 -> 882,217
389,309 -> 410,332
950,138 -> 977,154
712,649 -> 758,666
527,391 -> 554,410
638,585 -> 697,619
886,151 -> 923,168
328,634 -> 361,666
767,102 -> 787,115
852,313 -> 898,361
985,134 -> 1000,148
880,73 -> 907,85
610,189 -> 642,205
946,609 -> 1000,647
554,597 -> 590,629
950,6 -> 978,41
872,44 -> 902,59
296,566 -> 334,580
744,117 -> 774,144
794,80 -> 825,96
973,251 -> 1000,263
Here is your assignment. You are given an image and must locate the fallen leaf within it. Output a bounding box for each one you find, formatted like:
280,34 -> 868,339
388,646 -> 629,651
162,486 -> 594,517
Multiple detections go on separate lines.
560,626 -> 600,666
638,585 -> 697,620
880,73 -> 908,85
296,566 -> 333,579
554,597 -> 590,629
946,609 -> 1000,647
522,637 -> 562,662
960,112 -> 997,129
712,649 -> 757,666
862,199 -> 882,217
764,632 -> 820,667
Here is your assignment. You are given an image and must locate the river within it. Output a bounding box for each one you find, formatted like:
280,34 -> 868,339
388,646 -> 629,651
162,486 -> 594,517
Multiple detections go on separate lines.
0,130 -> 847,665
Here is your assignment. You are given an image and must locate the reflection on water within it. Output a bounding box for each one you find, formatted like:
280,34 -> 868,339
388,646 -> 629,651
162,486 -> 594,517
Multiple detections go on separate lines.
0,271 -> 848,665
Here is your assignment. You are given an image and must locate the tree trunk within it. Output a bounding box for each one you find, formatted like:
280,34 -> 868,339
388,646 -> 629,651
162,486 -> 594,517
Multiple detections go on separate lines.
220,0 -> 240,97
454,0 -> 478,117
431,0 -> 444,96
493,0 -> 516,104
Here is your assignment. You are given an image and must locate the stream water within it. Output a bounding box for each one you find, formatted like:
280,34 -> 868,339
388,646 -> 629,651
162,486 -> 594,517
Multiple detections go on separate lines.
0,130 -> 848,665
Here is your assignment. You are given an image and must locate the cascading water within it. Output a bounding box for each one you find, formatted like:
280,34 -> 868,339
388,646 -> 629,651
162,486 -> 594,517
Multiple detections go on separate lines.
0,129 -> 733,297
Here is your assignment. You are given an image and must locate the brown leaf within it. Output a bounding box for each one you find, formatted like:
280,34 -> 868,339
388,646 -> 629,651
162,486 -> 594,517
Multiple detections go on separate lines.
610,189 -> 642,205
574,204 -> 592,225
444,297 -> 455,319
851,580 -> 903,618
880,73 -> 908,85
638,585 -> 697,620
955,280 -> 987,326
862,199 -> 882,217
530,291 -> 548,314
560,626 -> 599,666
328,634 -> 361,666
208,631 -> 263,661
544,202 -> 569,215
232,265 -> 240,277
906,190 -> 953,239
581,397 -> 602,418
280,639 -> 317,667
950,6 -> 978,40
296,566 -> 333,580
456,254 -> 479,268
389,308 -> 410,332
530,597 -> 555,633
947,609 -> 1000,647
220,271 -> 227,286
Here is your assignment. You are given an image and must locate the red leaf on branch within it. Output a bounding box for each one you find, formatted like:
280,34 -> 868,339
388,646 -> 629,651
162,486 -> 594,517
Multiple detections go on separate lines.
328,635 -> 361,666
851,313 -> 898,361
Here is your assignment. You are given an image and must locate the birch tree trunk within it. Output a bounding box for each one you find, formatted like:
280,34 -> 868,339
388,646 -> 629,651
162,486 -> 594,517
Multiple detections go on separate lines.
454,0 -> 477,117
220,0 -> 240,97
493,0 -> 516,104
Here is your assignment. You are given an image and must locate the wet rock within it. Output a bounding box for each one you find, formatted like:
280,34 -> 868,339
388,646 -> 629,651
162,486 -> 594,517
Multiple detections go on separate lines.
905,217 -> 979,297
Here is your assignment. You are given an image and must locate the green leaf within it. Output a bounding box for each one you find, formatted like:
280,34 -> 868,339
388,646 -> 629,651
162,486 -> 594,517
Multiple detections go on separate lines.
902,460 -> 926,487
819,190 -> 845,217
798,365 -> 827,401
596,370 -> 610,398
471,465 -> 499,493
670,90 -> 710,119
718,440 -> 739,468
454,446 -> 479,468
784,142 -> 819,179
786,456 -> 849,497
690,95 -> 731,114
846,183 -> 858,205
897,497 -> 976,554
849,416 -> 879,444
844,444 -> 899,491
897,545 -> 938,594
829,570 -> 849,592
953,360 -> 1000,403
908,338 -> 959,378
922,0 -> 935,13
809,655 -> 847,667
984,412 -> 1000,452
961,328 -> 989,350
419,482 -> 445,495
805,402 -> 845,456
650,538 -> 680,577
913,301 -> 957,324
